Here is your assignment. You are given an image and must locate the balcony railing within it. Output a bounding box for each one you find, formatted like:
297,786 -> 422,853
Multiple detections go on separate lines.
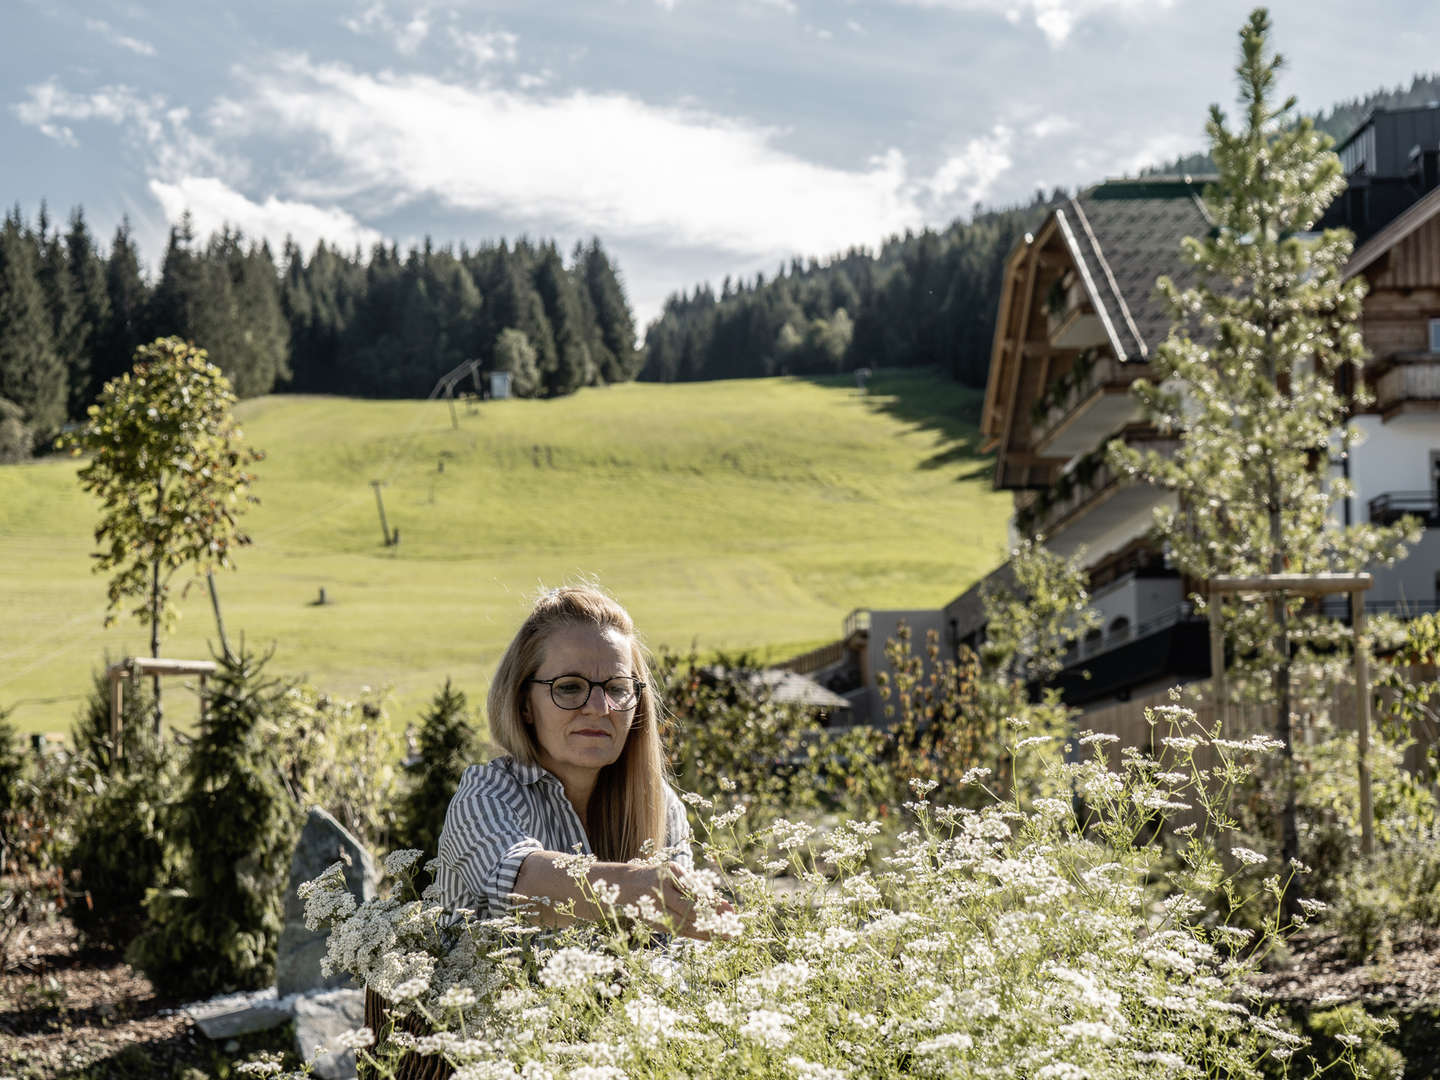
1016,436 -> 1178,538
843,608 -> 871,641
1368,491 -> 1440,526
1374,356 -> 1440,416
1058,602 -> 1203,669
1029,351 -> 1146,458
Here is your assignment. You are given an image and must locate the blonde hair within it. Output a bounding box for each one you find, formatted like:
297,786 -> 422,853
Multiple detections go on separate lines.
488,584 -> 667,863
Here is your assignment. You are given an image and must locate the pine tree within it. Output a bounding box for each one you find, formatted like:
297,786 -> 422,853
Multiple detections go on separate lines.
36,205 -> 83,419
396,679 -> 481,866
1109,7 -> 1418,873
0,211 -> 66,443
65,209 -> 112,415
579,239 -> 639,381
534,246 -> 592,395
96,220 -> 148,391
129,646 -> 295,996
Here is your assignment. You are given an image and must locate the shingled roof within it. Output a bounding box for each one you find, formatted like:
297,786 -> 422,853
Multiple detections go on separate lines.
1062,178 -> 1215,361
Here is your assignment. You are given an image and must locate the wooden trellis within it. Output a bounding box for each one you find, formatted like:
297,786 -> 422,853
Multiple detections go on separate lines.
107,657 -> 218,763
1207,572 -> 1375,855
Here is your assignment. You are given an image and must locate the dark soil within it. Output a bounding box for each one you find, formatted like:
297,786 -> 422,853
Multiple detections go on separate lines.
0,916 -> 291,1080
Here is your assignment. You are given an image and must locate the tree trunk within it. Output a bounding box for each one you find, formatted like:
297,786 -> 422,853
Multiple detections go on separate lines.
151,476 -> 164,735
150,552 -> 163,735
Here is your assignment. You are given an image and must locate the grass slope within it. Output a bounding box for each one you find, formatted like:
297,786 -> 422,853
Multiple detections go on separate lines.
0,369 -> 1010,737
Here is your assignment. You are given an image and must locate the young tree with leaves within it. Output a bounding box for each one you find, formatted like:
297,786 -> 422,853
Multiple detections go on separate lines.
62,337 -> 263,730
1108,7 -> 1417,871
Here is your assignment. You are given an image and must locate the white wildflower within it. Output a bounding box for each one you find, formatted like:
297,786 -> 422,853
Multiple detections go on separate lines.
909,777 -> 939,797
324,1027 -> 375,1053
383,849 -> 426,876
538,947 -> 621,990
959,766 -> 993,785
786,1057 -> 849,1080
914,1032 -> 974,1056
1230,847 -> 1267,866
739,1008 -> 795,1049
1077,732 -> 1119,746
438,986 -> 478,1010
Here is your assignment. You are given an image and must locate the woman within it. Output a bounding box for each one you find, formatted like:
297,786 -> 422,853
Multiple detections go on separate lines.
364,585 -> 728,1079
432,583 -> 720,936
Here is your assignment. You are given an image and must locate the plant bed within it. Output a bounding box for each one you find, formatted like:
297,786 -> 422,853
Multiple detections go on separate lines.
1251,925 -> 1440,1080
0,913 -> 295,1080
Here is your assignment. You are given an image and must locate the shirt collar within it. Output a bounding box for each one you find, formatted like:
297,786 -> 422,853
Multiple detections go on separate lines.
507,756 -> 560,788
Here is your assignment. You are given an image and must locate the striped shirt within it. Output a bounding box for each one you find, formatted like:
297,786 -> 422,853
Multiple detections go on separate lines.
434,755 -> 694,918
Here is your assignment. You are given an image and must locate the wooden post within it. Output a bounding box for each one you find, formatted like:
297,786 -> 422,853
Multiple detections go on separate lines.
109,668 -> 124,768
1208,588 -> 1227,736
1352,590 -> 1374,857
370,480 -> 393,546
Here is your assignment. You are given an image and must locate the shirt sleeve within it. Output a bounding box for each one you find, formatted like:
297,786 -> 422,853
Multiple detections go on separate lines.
435,763 -> 544,915
662,783 -> 696,872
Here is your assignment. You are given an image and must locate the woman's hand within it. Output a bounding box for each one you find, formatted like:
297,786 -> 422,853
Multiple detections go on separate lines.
653,864 -> 738,941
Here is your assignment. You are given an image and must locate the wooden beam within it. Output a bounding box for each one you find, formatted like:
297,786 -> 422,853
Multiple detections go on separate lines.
1209,573 -> 1373,596
1209,589 -> 1227,738
108,658 -> 219,678
996,245 -> 1043,485
1352,591 -> 1374,857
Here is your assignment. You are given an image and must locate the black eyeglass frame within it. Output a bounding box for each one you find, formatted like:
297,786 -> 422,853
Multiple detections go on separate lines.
525,675 -> 645,711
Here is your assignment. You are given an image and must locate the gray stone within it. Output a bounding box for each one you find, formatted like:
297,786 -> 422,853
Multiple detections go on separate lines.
276,807 -> 378,997
293,988 -> 366,1080
187,987 -> 294,1038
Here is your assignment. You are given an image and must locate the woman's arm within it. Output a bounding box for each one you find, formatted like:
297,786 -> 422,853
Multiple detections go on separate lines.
512,851 -> 732,939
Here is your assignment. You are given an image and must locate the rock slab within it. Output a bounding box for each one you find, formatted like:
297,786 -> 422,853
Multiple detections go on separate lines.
187,987 -> 294,1038
276,806 -> 378,997
293,988 -> 365,1080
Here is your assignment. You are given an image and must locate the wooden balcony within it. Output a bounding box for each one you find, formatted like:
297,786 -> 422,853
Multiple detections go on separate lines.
1045,276 -> 1109,351
1029,351 -> 1147,459
1016,435 -> 1177,545
1373,354 -> 1440,419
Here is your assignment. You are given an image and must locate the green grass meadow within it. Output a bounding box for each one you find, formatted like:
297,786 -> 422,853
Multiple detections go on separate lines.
0,369 -> 1010,737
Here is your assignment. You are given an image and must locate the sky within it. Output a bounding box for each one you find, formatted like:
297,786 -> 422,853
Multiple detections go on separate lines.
5,0 -> 1440,329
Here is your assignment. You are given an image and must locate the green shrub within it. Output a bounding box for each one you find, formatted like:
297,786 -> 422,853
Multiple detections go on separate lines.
658,649 -> 886,820
269,683 -> 401,849
64,726 -> 179,949
130,646 -> 297,997
1331,822 -> 1440,961
395,679 -> 481,862
70,664 -> 156,776
1303,1004 -> 1404,1080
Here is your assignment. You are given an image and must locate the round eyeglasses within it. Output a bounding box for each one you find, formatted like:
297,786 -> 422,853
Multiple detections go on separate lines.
526,675 -> 643,711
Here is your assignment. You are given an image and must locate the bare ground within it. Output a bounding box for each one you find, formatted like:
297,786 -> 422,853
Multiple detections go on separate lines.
0,916 -> 291,1080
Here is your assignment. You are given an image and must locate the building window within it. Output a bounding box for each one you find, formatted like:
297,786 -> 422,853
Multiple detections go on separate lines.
1429,318 -> 1440,353
1109,616 -> 1131,643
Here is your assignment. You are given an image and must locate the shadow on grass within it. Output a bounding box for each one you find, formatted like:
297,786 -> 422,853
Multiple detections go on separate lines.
797,367 -> 991,481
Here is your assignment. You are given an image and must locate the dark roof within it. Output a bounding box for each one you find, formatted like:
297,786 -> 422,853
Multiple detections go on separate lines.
1063,178 -> 1214,361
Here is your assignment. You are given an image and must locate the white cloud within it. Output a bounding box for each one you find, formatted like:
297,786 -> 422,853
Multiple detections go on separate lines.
928,125 -> 1013,205
219,56 -> 988,257
1026,115 -> 1076,139
84,17 -> 157,57
343,1 -> 431,55
846,19 -> 866,33
13,81 -> 230,178
149,176 -> 384,255
891,0 -> 1174,47
450,28 -> 519,67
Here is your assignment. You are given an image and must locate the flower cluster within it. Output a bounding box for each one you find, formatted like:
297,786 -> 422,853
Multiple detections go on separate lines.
253,704 -> 1337,1080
